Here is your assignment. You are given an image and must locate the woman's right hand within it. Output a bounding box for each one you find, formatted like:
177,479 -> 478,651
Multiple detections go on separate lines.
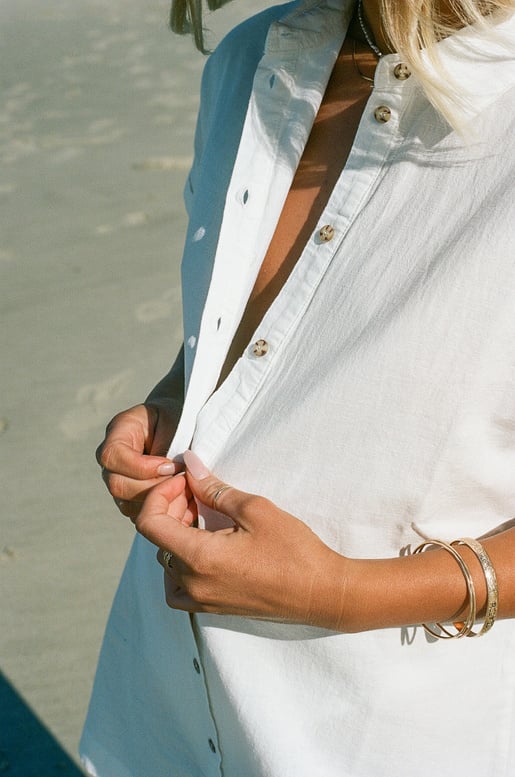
96,398 -> 183,520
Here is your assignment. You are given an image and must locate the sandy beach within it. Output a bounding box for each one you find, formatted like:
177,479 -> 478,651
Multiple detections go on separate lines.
0,0 -> 266,772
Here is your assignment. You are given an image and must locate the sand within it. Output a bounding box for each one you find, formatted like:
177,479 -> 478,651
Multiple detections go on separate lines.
0,0 -> 267,772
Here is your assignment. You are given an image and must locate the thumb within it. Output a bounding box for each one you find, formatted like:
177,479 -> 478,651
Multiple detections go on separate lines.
183,450 -> 257,527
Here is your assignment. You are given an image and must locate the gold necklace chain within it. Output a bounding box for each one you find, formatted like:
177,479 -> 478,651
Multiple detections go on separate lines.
349,1 -> 383,86
351,39 -> 375,84
357,0 -> 383,58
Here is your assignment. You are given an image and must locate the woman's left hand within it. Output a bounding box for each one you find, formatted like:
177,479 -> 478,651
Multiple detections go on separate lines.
134,450 -> 349,628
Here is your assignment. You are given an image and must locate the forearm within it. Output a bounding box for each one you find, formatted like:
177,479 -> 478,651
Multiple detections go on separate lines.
335,526 -> 515,633
146,345 -> 185,406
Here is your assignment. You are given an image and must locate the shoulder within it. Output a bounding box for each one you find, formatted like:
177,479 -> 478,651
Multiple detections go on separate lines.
202,2 -> 298,90
184,1 -> 306,211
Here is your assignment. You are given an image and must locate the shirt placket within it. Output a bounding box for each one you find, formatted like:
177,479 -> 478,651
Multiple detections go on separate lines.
168,36 -> 343,460
170,50 -> 416,777
193,53 -> 415,466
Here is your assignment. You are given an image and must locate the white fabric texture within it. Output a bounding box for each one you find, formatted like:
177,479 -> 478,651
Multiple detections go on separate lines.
80,1 -> 515,775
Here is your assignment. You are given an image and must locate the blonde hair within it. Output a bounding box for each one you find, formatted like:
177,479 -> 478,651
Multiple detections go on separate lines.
380,0 -> 514,128
170,0 -> 514,126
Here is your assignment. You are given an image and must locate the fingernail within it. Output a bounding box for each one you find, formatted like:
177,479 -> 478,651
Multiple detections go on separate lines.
183,450 -> 210,480
157,461 -> 176,475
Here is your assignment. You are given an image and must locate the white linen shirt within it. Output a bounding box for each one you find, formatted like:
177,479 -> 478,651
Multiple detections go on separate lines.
81,2 -> 515,776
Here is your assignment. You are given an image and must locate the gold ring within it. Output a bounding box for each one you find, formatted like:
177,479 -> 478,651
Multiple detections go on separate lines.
213,484 -> 231,510
162,550 -> 174,569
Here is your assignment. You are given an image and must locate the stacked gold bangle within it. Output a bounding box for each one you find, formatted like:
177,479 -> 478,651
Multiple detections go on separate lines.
413,536 -> 498,639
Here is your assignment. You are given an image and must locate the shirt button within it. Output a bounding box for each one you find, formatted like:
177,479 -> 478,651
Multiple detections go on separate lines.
193,658 -> 200,674
374,105 -> 392,123
208,739 -> 217,753
393,62 -> 411,80
252,339 -> 269,357
318,224 -> 335,242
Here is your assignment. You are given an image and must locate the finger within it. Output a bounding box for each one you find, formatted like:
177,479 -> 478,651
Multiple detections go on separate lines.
135,477 -> 204,552
153,489 -> 198,528
182,496 -> 198,526
99,439 -> 178,480
183,450 -> 264,530
118,489 -> 195,525
114,498 -> 144,522
97,405 -> 178,479
102,467 -> 176,502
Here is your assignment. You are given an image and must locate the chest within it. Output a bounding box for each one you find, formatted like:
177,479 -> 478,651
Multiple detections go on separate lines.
218,41 -> 376,385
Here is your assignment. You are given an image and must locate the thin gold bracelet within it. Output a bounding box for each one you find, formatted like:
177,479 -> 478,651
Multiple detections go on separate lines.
413,539 -> 477,639
451,538 -> 498,637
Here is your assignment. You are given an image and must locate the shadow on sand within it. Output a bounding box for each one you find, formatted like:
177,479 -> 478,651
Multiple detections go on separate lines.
0,670 -> 84,777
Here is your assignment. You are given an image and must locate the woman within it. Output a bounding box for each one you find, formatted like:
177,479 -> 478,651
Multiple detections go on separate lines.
81,1 -> 515,775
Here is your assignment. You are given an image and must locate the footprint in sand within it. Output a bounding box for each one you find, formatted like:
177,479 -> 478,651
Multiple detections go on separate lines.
123,211 -> 148,227
95,224 -> 115,235
88,118 -> 117,134
132,156 -> 192,172
59,369 -> 134,439
95,212 -> 148,236
135,287 -> 181,323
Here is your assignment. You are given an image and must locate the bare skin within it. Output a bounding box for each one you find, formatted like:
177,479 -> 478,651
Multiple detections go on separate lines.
99,35 -> 378,511
140,453 -> 515,631
96,2 -> 515,633
218,36 -> 376,384
219,0 -> 466,385
97,347 -> 185,520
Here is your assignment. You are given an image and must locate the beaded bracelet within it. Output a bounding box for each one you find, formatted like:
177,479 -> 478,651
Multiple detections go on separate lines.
451,538 -> 498,637
413,539 -> 477,639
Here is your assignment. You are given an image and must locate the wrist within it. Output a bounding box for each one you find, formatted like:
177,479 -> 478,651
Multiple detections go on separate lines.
307,550 -> 357,632
329,554 -> 362,633
330,545 -> 490,635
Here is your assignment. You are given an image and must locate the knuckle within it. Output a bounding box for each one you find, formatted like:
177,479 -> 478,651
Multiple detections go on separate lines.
105,472 -> 126,499
240,493 -> 265,516
187,577 -> 210,605
135,512 -> 153,538
98,441 -> 118,471
107,408 -> 132,429
102,413 -> 122,441
95,441 -> 106,466
189,545 -> 211,577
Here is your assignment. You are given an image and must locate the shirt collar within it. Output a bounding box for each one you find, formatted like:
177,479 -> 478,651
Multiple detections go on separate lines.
267,0 -> 515,123
424,10 -> 515,124
265,0 -> 353,52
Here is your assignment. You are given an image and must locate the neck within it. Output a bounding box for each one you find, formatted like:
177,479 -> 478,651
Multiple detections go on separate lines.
359,0 -> 390,53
